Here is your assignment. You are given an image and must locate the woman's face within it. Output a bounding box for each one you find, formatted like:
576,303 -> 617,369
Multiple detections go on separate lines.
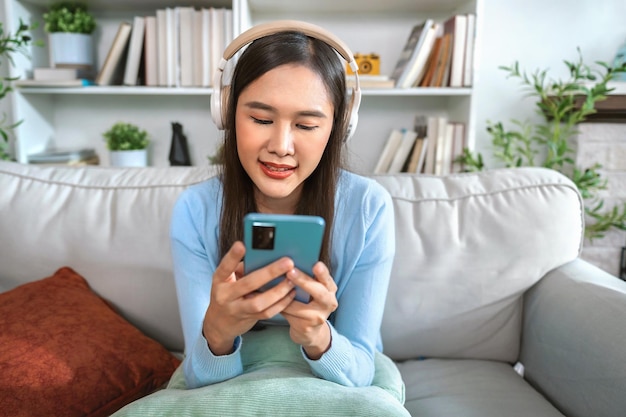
235,63 -> 335,213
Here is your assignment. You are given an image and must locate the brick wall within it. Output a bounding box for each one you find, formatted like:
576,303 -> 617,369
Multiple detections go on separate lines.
572,123 -> 626,277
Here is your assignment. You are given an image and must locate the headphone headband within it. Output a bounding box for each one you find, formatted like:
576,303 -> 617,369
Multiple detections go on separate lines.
211,20 -> 361,142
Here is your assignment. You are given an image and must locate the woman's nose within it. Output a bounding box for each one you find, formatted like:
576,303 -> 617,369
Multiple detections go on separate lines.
267,124 -> 295,156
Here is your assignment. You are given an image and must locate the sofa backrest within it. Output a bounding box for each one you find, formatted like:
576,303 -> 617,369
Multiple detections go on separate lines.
0,162 -> 584,361
372,168 -> 583,363
0,161 -> 214,352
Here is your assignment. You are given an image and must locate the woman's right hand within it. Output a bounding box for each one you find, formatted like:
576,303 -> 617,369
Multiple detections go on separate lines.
202,241 -> 297,355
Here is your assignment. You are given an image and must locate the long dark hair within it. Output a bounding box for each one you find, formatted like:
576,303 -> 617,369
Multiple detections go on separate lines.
217,31 -> 349,268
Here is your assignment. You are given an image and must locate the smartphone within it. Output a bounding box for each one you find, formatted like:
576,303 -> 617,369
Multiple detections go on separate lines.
243,213 -> 325,303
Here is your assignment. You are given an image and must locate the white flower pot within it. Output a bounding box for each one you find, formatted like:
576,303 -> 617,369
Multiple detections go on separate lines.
109,149 -> 148,167
49,33 -> 94,69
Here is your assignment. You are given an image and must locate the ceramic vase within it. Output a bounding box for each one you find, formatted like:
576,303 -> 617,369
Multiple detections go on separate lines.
109,149 -> 148,167
49,33 -> 94,69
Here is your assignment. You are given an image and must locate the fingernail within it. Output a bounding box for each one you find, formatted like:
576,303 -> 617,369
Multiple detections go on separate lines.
287,268 -> 298,279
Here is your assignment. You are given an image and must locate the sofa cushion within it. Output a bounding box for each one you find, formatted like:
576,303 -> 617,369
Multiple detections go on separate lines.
398,359 -> 564,417
0,267 -> 181,417
0,161 -> 215,352
372,168 -> 583,362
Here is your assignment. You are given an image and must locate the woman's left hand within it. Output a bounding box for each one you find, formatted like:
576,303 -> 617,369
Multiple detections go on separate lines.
281,261 -> 338,360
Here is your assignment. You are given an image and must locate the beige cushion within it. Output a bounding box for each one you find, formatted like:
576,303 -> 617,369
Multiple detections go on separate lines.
372,168 -> 583,362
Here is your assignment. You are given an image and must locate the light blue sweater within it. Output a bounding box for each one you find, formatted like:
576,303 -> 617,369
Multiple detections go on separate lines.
170,170 -> 395,388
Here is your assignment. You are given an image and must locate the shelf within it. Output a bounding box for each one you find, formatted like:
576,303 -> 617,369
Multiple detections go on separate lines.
247,0 -> 471,14
4,0 -> 480,172
16,86 -> 471,97
16,87 -> 216,96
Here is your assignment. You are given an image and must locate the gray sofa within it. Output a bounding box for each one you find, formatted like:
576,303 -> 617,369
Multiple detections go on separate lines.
1,160 -> 625,417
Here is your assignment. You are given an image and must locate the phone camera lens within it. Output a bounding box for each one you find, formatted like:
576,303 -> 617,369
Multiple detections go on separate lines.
252,225 -> 275,250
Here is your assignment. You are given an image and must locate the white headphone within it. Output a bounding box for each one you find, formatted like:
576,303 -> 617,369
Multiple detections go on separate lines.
210,20 -> 362,142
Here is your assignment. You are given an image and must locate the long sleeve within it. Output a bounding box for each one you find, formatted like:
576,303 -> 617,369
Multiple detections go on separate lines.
170,173 -> 395,389
170,178 -> 245,388
303,174 -> 395,386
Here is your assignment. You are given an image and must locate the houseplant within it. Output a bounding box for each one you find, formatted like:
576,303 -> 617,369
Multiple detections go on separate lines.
43,2 -> 96,69
0,19 -> 37,160
457,48 -> 626,240
103,122 -> 150,167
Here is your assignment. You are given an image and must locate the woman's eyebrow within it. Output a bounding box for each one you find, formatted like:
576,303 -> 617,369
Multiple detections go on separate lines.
244,101 -> 327,118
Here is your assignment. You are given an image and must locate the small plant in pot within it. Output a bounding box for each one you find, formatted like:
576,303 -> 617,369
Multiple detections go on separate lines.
43,2 -> 96,70
103,122 -> 150,167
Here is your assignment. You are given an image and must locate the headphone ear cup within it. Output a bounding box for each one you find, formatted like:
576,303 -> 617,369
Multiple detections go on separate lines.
210,83 -> 224,130
221,85 -> 231,127
343,87 -> 361,142
210,84 -> 231,130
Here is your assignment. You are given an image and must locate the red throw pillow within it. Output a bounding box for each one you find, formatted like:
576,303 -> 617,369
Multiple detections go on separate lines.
0,267 -> 181,417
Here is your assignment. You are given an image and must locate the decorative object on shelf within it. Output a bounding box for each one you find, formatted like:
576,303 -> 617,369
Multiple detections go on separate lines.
168,122 -> 191,166
348,53 -> 380,75
43,2 -> 96,70
0,19 -> 38,160
103,122 -> 150,167
457,48 -> 626,240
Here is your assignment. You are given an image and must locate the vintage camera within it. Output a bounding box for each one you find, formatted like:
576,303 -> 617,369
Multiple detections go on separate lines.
348,53 -> 381,75
252,224 -> 275,250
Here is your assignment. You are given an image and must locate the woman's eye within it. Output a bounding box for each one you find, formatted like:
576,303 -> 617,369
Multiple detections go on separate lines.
297,124 -> 317,131
251,117 -> 272,125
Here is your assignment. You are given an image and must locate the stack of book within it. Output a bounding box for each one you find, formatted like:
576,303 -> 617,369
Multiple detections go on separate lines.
390,13 -> 476,88
373,115 -> 466,175
27,148 -> 99,166
15,67 -> 95,88
96,6 -> 233,87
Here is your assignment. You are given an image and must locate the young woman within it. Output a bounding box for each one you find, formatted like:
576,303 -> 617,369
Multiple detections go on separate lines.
170,22 -> 395,389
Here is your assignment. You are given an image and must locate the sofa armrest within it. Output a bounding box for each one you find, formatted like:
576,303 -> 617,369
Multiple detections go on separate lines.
520,258 -> 626,417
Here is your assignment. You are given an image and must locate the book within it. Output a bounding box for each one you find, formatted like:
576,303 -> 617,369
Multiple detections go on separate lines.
201,8 -> 212,87
156,9 -> 168,86
96,22 -> 132,86
431,33 -> 452,87
373,129 -> 405,174
387,129 -> 418,173
419,35 -> 443,87
143,16 -> 158,87
15,79 -> 95,88
436,122 -> 455,175
33,67 -> 93,81
210,8 -> 225,85
450,122 -> 466,173
407,22 -> 441,87
463,13 -> 476,87
406,137 -> 428,173
166,7 -> 178,87
193,9 -> 204,87
404,115 -> 428,173
123,16 -> 146,86
443,14 -> 468,87
346,74 -> 395,89
390,20 -> 435,88
423,116 -> 442,174
177,7 -> 195,87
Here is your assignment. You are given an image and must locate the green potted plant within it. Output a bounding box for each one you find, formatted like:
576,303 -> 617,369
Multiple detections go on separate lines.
103,122 -> 150,167
43,2 -> 96,70
457,48 -> 626,240
0,20 -> 37,160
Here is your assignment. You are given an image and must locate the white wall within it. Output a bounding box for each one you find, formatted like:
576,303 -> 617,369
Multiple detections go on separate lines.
474,0 -> 626,166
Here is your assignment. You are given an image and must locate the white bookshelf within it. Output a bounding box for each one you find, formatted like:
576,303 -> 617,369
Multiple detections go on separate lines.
2,0 -> 481,172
